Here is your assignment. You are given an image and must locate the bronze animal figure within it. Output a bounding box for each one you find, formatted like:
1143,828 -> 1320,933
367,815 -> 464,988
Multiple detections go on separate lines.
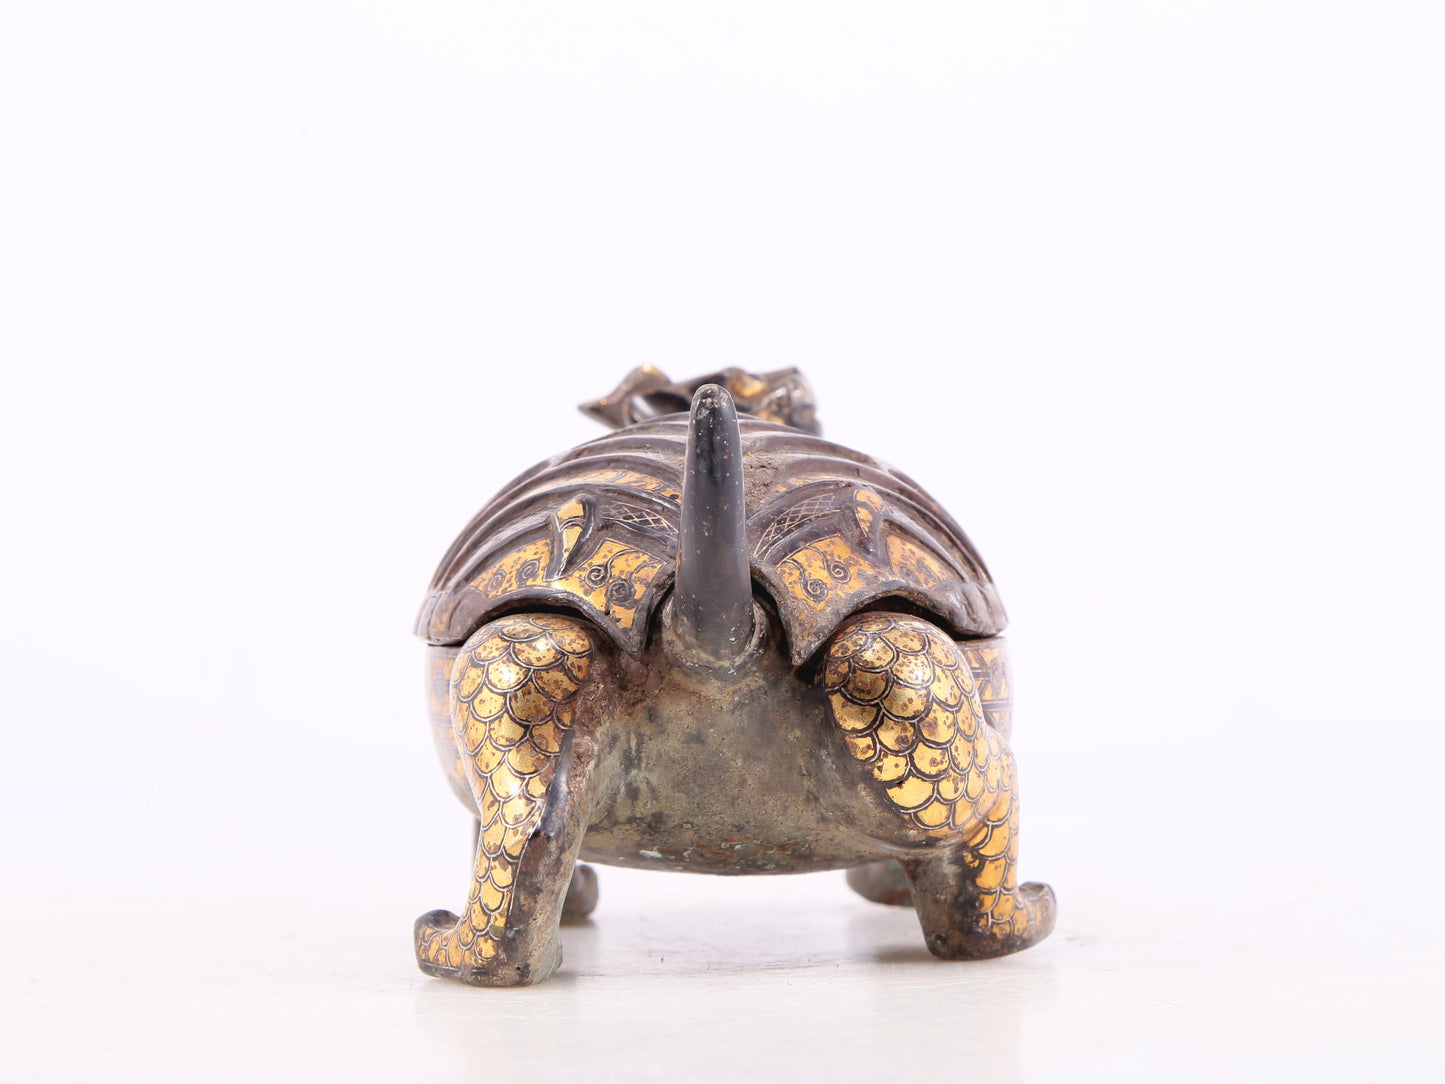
413,366 -> 1055,986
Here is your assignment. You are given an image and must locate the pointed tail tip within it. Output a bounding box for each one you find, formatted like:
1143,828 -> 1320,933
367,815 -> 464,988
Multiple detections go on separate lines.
690,382 -> 735,421
685,382 -> 743,489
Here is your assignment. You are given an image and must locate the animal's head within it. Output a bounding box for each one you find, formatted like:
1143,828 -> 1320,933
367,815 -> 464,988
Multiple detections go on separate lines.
579,365 -> 820,435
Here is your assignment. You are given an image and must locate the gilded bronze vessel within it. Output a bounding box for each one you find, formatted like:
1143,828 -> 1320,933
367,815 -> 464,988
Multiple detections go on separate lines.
413,366 -> 1055,985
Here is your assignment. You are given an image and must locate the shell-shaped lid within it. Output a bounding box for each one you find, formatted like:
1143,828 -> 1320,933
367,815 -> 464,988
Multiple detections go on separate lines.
416,415 -> 1005,665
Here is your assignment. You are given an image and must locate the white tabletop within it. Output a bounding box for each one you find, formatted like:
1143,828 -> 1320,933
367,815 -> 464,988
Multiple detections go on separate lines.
3,732 -> 1438,1083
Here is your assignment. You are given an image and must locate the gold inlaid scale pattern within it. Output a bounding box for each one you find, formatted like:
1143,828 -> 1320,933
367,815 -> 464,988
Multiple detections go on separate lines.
823,613 -> 1040,940
415,614 -> 593,970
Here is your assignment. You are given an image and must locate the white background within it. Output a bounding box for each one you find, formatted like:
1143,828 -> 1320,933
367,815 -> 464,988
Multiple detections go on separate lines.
2,3 -> 1441,1080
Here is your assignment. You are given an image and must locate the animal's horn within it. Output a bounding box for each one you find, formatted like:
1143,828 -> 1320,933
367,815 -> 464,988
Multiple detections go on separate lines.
673,383 -> 755,664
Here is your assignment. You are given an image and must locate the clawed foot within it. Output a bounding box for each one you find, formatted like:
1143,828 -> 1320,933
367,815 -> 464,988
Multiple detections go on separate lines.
413,909 -> 561,987
919,880 -> 1057,960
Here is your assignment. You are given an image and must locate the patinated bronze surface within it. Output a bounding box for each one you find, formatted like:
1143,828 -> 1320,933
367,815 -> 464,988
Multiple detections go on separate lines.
414,366 -> 1055,985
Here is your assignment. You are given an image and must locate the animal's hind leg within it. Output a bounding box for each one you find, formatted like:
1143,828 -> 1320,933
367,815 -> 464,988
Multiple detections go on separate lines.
415,613 -> 610,986
845,638 -> 1017,911
824,613 -> 1055,959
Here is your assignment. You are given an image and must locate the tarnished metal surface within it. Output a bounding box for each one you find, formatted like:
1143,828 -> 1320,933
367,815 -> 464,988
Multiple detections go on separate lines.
412,370 -> 1052,986
415,416 -> 1004,665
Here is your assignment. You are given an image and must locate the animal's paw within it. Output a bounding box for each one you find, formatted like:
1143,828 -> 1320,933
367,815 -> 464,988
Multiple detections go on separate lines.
414,908 -> 467,977
923,881 -> 1057,960
1001,881 -> 1057,948
413,907 -> 562,987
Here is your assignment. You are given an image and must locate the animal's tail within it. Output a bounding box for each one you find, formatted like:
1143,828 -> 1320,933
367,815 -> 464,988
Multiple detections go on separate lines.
672,384 -> 755,665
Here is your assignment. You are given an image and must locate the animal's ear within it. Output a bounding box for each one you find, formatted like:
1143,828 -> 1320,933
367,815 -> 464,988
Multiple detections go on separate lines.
578,366 -> 691,429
